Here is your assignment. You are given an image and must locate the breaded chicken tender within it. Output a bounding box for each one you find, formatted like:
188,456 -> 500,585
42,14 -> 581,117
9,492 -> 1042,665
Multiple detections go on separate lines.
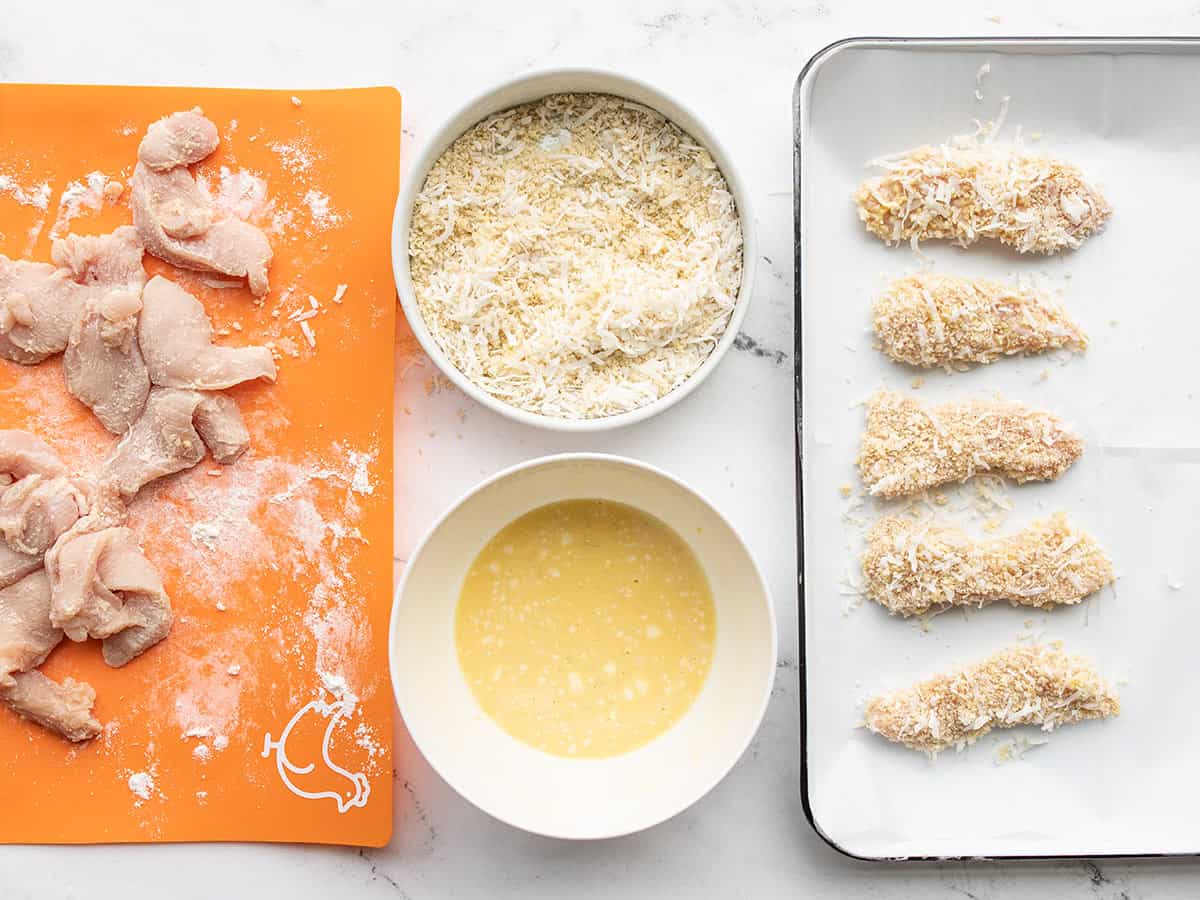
873,272 -> 1086,369
854,136 -> 1111,255
862,513 -> 1113,616
864,643 -> 1119,753
857,391 -> 1082,498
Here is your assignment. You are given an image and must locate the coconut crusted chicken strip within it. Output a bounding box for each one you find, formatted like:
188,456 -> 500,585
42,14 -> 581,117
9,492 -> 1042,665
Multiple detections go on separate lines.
864,643 -> 1119,754
857,391 -> 1082,498
862,513 -> 1114,617
873,272 -> 1087,370
130,110 -> 273,296
854,135 -> 1111,254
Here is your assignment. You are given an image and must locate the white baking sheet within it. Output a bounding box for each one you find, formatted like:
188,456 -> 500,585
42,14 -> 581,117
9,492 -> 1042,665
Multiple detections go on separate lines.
797,38 -> 1200,859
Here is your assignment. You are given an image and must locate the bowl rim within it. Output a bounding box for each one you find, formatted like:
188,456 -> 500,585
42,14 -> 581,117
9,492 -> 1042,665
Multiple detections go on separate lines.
392,67 -> 758,433
388,451 -> 779,839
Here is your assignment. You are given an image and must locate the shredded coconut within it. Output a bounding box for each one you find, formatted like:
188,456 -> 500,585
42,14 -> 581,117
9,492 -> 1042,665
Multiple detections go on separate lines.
409,92 -> 744,419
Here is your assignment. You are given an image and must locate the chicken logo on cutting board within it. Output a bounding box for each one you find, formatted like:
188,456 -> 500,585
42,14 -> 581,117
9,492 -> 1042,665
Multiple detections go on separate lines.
261,684 -> 371,814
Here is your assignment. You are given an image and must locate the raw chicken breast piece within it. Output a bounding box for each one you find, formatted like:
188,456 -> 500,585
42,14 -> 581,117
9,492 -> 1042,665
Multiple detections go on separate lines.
64,288 -> 151,434
0,259 -> 79,363
50,227 -> 145,289
0,432 -> 87,586
0,670 -> 101,742
139,275 -> 276,389
0,430 -> 67,480
46,522 -> 172,665
193,392 -> 250,464
101,387 -> 250,497
0,227 -> 146,364
0,474 -> 89,556
138,109 -> 220,172
0,545 -> 42,591
130,111 -> 273,296
0,570 -> 61,687
100,388 -> 208,498
0,570 -> 99,742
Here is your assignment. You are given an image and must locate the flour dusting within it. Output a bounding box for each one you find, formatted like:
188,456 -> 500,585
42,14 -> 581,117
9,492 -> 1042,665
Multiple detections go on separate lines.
50,171 -> 116,239
127,771 -> 155,802
0,173 -> 52,210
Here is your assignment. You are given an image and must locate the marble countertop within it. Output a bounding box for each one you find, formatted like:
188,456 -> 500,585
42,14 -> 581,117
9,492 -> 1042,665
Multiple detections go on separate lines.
4,0 -> 1200,896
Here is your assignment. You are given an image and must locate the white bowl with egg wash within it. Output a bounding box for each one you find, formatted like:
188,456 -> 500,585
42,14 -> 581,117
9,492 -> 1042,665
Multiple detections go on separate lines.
390,454 -> 776,839
392,69 -> 757,432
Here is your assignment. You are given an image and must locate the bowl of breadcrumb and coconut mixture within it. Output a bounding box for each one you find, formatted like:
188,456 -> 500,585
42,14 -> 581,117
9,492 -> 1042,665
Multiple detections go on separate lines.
395,69 -> 754,430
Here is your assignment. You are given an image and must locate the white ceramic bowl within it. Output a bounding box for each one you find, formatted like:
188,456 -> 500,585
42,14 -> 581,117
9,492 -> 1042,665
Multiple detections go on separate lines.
390,454 -> 776,839
392,68 -> 757,432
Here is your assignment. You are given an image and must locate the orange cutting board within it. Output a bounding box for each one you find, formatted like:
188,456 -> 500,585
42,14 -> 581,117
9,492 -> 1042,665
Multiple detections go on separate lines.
0,85 -> 399,845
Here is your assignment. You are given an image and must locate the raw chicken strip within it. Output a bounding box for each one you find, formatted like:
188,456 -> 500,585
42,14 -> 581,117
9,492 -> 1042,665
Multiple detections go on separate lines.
47,522 -> 172,667
854,135 -> 1111,254
100,388 -> 207,498
100,387 -> 247,497
872,272 -> 1088,369
1,671 -> 101,742
139,275 -> 276,389
130,111 -> 272,296
138,110 -> 220,172
0,473 -> 89,556
0,570 -> 60,687
0,227 -> 146,364
193,392 -> 251,463
861,513 -> 1114,616
0,571 -> 100,742
0,545 -> 42,592
864,643 -> 1119,754
0,432 -> 87,587
64,288 -> 150,433
0,430 -> 66,480
857,391 -> 1083,498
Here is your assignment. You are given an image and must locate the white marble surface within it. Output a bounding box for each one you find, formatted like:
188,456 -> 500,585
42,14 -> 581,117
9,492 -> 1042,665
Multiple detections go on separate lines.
4,0 -> 1200,896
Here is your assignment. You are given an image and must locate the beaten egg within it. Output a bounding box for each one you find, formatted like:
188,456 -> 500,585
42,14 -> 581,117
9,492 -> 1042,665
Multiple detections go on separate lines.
455,499 -> 715,758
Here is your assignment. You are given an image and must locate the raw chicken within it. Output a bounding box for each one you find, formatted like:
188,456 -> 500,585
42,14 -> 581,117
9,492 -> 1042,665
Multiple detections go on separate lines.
193,392 -> 251,464
0,227 -> 145,364
0,432 -> 87,588
100,386 -> 249,497
46,523 -> 172,668
138,110 -> 220,172
64,288 -> 150,433
1,671 -> 101,743
0,570 -> 101,743
0,430 -> 66,480
99,388 -> 206,498
139,275 -> 276,389
0,570 -> 60,687
131,112 -> 272,296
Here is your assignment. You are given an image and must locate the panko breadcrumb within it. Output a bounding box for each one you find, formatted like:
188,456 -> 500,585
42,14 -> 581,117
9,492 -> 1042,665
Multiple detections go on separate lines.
873,272 -> 1087,369
857,391 -> 1082,498
854,133 -> 1111,254
864,643 -> 1119,754
862,512 -> 1114,616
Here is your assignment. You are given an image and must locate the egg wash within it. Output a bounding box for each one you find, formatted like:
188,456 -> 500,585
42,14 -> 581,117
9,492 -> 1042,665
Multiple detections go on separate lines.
455,499 -> 716,758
